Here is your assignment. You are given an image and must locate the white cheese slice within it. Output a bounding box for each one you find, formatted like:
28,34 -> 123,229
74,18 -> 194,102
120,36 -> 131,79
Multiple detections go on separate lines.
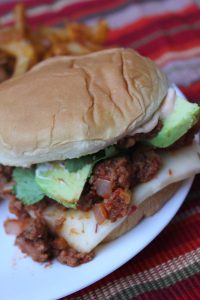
133,141 -> 200,206
44,207 -> 125,253
43,141 -> 200,253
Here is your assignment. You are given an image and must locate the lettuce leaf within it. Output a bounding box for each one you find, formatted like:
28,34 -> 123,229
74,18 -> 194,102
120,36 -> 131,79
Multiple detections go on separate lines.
65,146 -> 119,173
13,168 -> 45,205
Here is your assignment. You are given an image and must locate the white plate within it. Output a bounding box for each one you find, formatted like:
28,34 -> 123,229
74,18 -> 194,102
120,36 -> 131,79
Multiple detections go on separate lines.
0,179 -> 193,300
0,86 -> 195,300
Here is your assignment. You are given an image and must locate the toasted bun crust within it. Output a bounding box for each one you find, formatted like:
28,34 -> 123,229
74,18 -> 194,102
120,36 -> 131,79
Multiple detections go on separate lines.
105,181 -> 182,242
0,48 -> 168,166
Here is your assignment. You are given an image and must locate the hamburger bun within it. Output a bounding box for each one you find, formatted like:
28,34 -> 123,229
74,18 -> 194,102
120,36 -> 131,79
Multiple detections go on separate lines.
0,48 -> 168,167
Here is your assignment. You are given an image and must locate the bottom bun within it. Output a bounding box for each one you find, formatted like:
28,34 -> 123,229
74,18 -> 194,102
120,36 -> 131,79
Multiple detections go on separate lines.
104,181 -> 182,243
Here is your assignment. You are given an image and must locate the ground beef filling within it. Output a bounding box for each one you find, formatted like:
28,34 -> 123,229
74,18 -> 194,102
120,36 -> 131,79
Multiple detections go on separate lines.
1,145 -> 161,265
1,123 -> 198,266
4,196 -> 95,266
131,145 -> 163,185
2,182 -> 94,266
89,157 -> 133,222
15,218 -> 53,263
15,216 -> 95,266
78,145 -> 162,222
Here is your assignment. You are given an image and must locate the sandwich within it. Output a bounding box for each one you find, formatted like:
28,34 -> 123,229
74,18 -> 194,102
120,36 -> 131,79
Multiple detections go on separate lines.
2,48 -> 200,267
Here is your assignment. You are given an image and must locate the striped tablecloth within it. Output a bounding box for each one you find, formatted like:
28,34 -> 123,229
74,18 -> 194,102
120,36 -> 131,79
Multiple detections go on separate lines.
1,1 -> 200,299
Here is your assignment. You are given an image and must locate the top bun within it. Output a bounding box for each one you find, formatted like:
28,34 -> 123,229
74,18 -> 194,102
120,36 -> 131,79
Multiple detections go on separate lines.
0,48 -> 168,166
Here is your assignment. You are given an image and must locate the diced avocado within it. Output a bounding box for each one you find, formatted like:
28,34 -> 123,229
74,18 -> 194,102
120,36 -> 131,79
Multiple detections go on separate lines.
35,162 -> 93,208
149,97 -> 200,148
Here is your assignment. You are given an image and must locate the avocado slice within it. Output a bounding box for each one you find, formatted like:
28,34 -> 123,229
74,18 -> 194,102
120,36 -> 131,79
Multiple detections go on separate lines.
35,162 -> 93,208
149,97 -> 200,148
35,146 -> 119,208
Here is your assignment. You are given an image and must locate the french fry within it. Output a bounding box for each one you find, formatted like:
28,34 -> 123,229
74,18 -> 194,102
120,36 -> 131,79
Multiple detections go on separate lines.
0,40 -> 36,76
14,3 -> 27,37
0,4 -> 108,80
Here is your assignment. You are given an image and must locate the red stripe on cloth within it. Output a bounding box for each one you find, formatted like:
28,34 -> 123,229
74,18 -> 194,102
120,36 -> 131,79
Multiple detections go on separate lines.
108,26 -> 200,61
60,0 -> 126,21
0,0 -> 54,16
131,217 -> 200,272
14,0 -> 126,27
0,0 -> 126,27
140,37 -> 200,62
180,81 -> 200,102
106,5 -> 198,46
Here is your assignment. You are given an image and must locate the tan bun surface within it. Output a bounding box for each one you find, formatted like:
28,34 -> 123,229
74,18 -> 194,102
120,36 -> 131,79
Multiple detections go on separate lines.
0,48 -> 168,166
104,181 -> 182,243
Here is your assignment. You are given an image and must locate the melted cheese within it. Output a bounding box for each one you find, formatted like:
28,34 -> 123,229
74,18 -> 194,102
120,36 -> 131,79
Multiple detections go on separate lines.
133,142 -> 200,206
43,141 -> 200,253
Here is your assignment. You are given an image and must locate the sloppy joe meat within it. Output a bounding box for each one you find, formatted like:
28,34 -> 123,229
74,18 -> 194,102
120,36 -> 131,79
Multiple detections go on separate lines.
79,145 -> 162,222
1,122 -> 197,267
6,198 -> 94,266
